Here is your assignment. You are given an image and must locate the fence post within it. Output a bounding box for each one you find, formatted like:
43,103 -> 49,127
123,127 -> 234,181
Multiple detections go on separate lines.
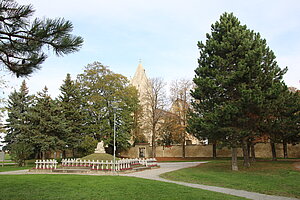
35,160 -> 38,169
54,160 -> 57,169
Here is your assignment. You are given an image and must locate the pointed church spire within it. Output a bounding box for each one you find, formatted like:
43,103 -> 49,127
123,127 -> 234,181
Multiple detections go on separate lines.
132,61 -> 146,84
131,61 -> 149,100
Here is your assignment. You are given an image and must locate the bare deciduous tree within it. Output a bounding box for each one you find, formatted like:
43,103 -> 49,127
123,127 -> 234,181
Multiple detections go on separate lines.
170,78 -> 193,158
143,77 -> 166,157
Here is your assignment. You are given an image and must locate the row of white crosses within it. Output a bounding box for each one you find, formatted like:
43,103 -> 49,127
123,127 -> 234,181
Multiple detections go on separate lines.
35,159 -> 58,169
142,158 -> 158,167
90,160 -> 131,171
60,158 -> 158,171
130,158 -> 158,167
35,158 -> 158,171
61,159 -> 91,167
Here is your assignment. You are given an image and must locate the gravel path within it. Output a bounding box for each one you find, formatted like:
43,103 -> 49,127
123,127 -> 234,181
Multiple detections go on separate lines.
1,162 -> 298,200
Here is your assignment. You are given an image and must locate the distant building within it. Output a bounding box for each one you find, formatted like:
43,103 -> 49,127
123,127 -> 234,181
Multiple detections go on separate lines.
288,87 -> 299,93
130,62 -> 152,144
130,63 -> 200,146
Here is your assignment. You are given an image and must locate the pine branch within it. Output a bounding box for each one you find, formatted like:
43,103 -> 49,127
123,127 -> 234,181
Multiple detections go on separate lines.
0,0 -> 83,77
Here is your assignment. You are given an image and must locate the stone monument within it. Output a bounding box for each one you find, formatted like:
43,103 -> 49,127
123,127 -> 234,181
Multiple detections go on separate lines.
94,141 -> 106,153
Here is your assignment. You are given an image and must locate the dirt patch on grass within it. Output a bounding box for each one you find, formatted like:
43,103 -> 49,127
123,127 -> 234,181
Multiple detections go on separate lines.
293,162 -> 300,171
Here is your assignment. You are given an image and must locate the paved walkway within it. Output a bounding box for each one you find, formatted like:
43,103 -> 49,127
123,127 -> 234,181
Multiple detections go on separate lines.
0,169 -> 30,174
1,162 -> 17,165
122,162 -> 298,200
0,162 -> 299,200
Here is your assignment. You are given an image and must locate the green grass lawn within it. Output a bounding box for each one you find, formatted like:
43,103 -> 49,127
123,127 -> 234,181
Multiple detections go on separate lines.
1,161 -> 16,163
81,153 -> 117,161
0,175 -> 245,200
161,160 -> 300,198
4,153 -> 11,160
0,165 -> 32,172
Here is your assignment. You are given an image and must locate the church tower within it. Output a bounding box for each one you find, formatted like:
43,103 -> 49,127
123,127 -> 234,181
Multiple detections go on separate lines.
131,62 -> 149,101
130,62 -> 152,144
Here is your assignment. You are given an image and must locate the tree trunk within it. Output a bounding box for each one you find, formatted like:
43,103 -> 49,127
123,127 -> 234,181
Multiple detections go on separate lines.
72,149 -> 75,158
247,142 -> 251,159
250,143 -> 256,162
242,138 -> 250,168
283,140 -> 288,159
182,90 -> 187,159
182,136 -> 186,158
152,127 -> 156,158
231,147 -> 238,171
212,142 -> 217,159
152,144 -> 156,158
62,150 -> 66,159
270,142 -> 277,161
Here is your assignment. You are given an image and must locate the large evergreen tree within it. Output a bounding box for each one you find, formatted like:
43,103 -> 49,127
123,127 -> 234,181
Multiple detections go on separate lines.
5,80 -> 33,151
265,86 -> 300,159
189,13 -> 286,170
58,73 -> 89,157
29,87 -> 69,159
77,62 -> 139,154
0,0 -> 83,77
0,76 -> 6,128
5,80 -> 34,164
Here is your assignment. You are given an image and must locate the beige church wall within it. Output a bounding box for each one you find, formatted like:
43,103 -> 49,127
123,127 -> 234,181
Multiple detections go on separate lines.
155,145 -> 243,157
254,143 -> 300,158
121,144 -> 152,158
254,143 -> 273,158
121,143 -> 300,158
121,146 -> 140,158
287,144 -> 300,158
156,145 -> 183,157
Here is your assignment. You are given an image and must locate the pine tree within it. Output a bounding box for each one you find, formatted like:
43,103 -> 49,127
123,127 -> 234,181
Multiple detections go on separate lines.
265,86 -> 300,159
5,80 -> 34,164
189,13 -> 286,170
0,76 -> 6,131
5,80 -> 33,150
29,87 -> 69,159
0,0 -> 83,77
58,73 -> 87,157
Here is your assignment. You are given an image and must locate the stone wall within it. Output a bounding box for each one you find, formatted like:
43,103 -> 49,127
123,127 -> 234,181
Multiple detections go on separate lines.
120,143 -> 300,158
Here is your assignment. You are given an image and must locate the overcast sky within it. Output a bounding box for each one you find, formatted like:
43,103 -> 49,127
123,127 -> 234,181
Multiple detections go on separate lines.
2,0 -> 300,98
